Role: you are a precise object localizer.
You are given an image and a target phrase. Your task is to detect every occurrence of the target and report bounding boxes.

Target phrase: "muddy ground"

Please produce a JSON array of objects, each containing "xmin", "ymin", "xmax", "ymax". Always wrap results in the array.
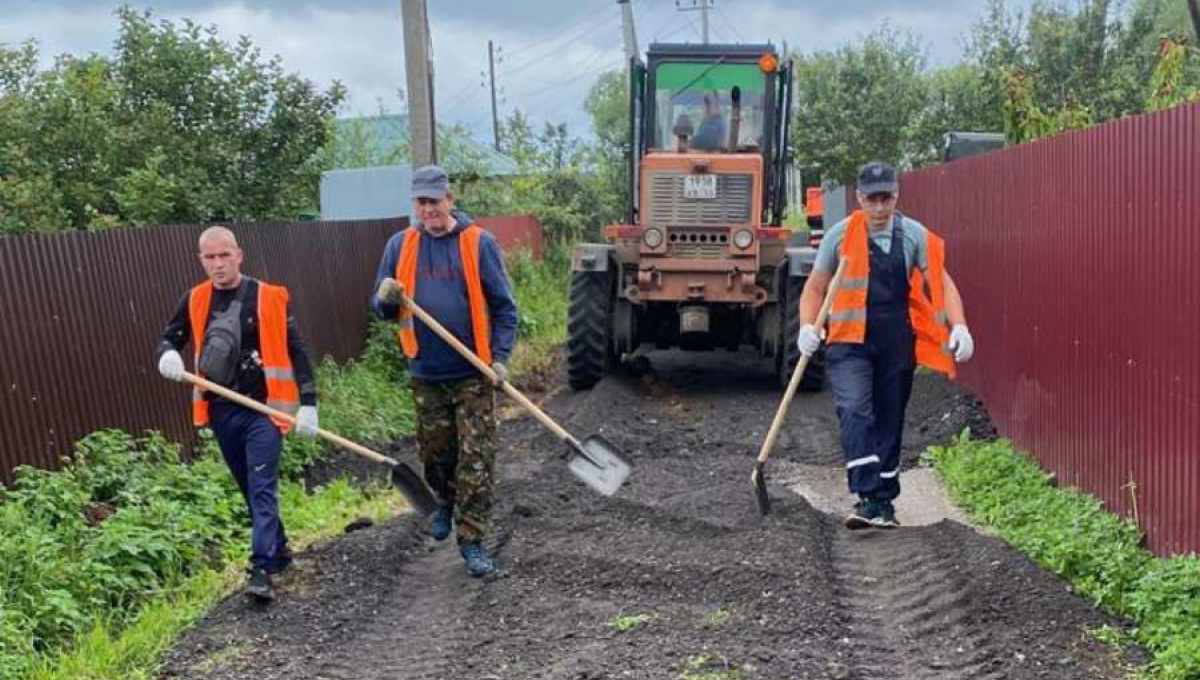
[{"xmin": 161, "ymin": 350, "xmax": 1137, "ymax": 680}]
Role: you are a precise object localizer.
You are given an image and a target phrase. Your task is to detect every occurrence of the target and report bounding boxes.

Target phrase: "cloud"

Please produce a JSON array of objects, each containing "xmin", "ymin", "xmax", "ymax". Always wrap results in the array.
[{"xmin": 0, "ymin": 0, "xmax": 1030, "ymax": 141}]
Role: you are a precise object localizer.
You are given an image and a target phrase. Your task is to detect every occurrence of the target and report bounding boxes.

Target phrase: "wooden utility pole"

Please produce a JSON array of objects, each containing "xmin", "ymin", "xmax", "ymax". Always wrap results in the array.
[
  {"xmin": 675, "ymin": 0, "xmax": 711, "ymax": 45},
  {"xmin": 401, "ymin": 0, "xmax": 437, "ymax": 166},
  {"xmin": 488, "ymin": 40, "xmax": 500, "ymax": 151},
  {"xmin": 618, "ymin": 0, "xmax": 639, "ymax": 62}
]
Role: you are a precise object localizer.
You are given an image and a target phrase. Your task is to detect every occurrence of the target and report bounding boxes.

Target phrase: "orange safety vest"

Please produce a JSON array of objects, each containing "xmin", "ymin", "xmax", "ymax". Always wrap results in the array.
[
  {"xmin": 826, "ymin": 210, "xmax": 955, "ymax": 378},
  {"xmin": 395, "ymin": 225, "xmax": 493, "ymax": 365},
  {"xmin": 188, "ymin": 279, "xmax": 300, "ymax": 432}
]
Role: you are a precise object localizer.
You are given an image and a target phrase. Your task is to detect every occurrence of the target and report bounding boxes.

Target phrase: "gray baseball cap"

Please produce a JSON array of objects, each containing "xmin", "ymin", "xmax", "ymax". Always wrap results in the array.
[
  {"xmin": 856, "ymin": 161, "xmax": 899, "ymax": 195},
  {"xmin": 412, "ymin": 165, "xmax": 450, "ymax": 200}
]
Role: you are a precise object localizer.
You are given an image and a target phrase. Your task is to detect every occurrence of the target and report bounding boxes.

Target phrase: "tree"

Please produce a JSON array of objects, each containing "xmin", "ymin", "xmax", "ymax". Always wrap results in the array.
[
  {"xmin": 0, "ymin": 8, "xmax": 345, "ymax": 233},
  {"xmin": 790, "ymin": 24, "xmax": 931, "ymax": 183}
]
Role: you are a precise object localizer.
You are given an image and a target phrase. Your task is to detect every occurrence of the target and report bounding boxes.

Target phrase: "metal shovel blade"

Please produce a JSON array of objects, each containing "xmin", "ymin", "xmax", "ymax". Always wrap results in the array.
[
  {"xmin": 751, "ymin": 463, "xmax": 771, "ymax": 515},
  {"xmin": 566, "ymin": 435, "xmax": 631, "ymax": 496},
  {"xmin": 389, "ymin": 462, "xmax": 440, "ymax": 517}
]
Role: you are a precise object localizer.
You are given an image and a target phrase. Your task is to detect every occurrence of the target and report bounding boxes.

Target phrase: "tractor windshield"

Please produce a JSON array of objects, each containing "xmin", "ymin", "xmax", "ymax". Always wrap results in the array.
[{"xmin": 651, "ymin": 61, "xmax": 768, "ymax": 152}]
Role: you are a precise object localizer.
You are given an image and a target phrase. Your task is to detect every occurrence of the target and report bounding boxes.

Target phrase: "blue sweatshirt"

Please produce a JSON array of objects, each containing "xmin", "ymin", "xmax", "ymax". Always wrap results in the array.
[{"xmin": 371, "ymin": 211, "xmax": 519, "ymax": 382}]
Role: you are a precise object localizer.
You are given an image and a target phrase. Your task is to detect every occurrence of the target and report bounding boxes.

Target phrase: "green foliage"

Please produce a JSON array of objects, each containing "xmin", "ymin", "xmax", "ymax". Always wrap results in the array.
[
  {"xmin": 929, "ymin": 433, "xmax": 1200, "ymax": 680},
  {"xmin": 507, "ymin": 246, "xmax": 570, "ymax": 348},
  {"xmin": 0, "ymin": 8, "xmax": 344, "ymax": 233},
  {"xmin": 609, "ymin": 613, "xmax": 653, "ymax": 633},
  {"xmin": 1002, "ymin": 67, "xmax": 1093, "ymax": 144},
  {"xmin": 1146, "ymin": 38, "xmax": 1200, "ymax": 112},
  {"xmin": 0, "ymin": 431, "xmax": 241, "ymax": 675},
  {"xmin": 790, "ymin": 25, "xmax": 932, "ymax": 183}
]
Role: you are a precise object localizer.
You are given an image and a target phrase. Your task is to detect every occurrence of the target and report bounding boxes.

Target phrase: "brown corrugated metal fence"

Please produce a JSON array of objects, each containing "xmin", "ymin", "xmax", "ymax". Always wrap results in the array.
[
  {"xmin": 899, "ymin": 102, "xmax": 1199, "ymax": 556},
  {"xmin": 0, "ymin": 218, "xmax": 406, "ymax": 484}
]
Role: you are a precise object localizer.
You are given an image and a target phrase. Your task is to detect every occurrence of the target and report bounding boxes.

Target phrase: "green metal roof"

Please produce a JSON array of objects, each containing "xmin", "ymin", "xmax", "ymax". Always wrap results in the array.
[{"xmin": 334, "ymin": 114, "xmax": 520, "ymax": 176}]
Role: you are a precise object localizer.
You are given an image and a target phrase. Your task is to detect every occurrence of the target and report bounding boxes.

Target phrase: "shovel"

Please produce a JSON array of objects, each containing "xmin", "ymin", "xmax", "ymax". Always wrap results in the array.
[
  {"xmin": 399, "ymin": 293, "xmax": 632, "ymax": 497},
  {"xmin": 751, "ymin": 257, "xmax": 848, "ymax": 515},
  {"xmin": 181, "ymin": 371, "xmax": 440, "ymax": 517}
]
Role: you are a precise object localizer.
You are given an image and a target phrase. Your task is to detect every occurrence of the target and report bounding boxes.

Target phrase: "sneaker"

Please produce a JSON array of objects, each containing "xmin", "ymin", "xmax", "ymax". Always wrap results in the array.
[
  {"xmin": 431, "ymin": 506, "xmax": 453, "ymax": 541},
  {"xmin": 459, "ymin": 541, "xmax": 497, "ymax": 578},
  {"xmin": 245, "ymin": 568, "xmax": 275, "ymax": 602},
  {"xmin": 845, "ymin": 498, "xmax": 884, "ymax": 530},
  {"xmin": 872, "ymin": 501, "xmax": 900, "ymax": 529}
]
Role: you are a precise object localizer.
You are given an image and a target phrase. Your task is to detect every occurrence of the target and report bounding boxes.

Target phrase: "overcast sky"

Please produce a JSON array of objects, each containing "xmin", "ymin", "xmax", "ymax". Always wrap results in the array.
[{"xmin": 1, "ymin": 0, "xmax": 1035, "ymax": 144}]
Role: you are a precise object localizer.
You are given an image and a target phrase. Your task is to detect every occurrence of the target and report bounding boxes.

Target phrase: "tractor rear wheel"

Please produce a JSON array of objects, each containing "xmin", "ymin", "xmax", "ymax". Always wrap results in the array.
[
  {"xmin": 566, "ymin": 270, "xmax": 614, "ymax": 390},
  {"xmin": 778, "ymin": 273, "xmax": 825, "ymax": 391}
]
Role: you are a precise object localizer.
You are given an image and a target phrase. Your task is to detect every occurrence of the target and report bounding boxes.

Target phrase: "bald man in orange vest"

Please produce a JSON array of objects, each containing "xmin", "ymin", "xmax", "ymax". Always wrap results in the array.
[
  {"xmin": 157, "ymin": 226, "xmax": 319, "ymax": 601},
  {"xmin": 798, "ymin": 162, "xmax": 974, "ymax": 529}
]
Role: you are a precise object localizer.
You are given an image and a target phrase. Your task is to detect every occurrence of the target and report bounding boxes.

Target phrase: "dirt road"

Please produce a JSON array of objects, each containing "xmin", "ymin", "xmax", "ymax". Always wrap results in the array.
[{"xmin": 161, "ymin": 351, "xmax": 1134, "ymax": 680}]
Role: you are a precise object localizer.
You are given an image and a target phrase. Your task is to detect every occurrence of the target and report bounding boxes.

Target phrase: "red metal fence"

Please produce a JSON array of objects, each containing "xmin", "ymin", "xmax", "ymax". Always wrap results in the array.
[
  {"xmin": 0, "ymin": 214, "xmax": 544, "ymax": 485},
  {"xmin": 899, "ymin": 102, "xmax": 1199, "ymax": 556}
]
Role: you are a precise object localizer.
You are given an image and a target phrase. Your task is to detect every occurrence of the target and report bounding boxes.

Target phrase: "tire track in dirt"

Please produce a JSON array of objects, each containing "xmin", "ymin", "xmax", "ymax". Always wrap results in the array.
[
  {"xmin": 311, "ymin": 544, "xmax": 471, "ymax": 680},
  {"xmin": 831, "ymin": 527, "xmax": 1004, "ymax": 680}
]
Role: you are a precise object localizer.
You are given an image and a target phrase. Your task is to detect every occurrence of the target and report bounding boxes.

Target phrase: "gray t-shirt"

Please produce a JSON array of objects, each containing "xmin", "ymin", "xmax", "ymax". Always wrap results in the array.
[{"xmin": 814, "ymin": 214, "xmax": 930, "ymax": 275}]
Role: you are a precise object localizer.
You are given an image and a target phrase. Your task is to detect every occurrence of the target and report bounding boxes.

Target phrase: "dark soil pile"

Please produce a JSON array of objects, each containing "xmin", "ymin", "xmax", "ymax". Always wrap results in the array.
[{"xmin": 161, "ymin": 350, "xmax": 1133, "ymax": 680}]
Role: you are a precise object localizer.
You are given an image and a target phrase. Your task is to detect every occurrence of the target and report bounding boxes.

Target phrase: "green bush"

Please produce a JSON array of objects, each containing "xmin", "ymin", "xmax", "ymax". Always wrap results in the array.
[{"xmin": 929, "ymin": 433, "xmax": 1200, "ymax": 680}]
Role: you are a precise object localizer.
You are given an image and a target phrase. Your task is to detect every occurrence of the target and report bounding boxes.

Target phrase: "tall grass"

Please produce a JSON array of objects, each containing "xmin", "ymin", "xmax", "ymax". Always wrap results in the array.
[{"xmin": 930, "ymin": 433, "xmax": 1200, "ymax": 680}]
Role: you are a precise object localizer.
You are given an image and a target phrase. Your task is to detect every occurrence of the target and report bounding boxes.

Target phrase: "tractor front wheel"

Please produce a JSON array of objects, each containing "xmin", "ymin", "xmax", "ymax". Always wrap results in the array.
[{"xmin": 566, "ymin": 270, "xmax": 614, "ymax": 390}]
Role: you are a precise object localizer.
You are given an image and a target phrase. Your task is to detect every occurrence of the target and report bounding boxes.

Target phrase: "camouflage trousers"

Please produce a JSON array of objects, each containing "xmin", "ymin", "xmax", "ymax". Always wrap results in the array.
[{"xmin": 410, "ymin": 375, "xmax": 498, "ymax": 545}]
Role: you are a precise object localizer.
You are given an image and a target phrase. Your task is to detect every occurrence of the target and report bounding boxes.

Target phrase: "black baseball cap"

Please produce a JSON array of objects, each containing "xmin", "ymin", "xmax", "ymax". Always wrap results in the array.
[{"xmin": 857, "ymin": 161, "xmax": 898, "ymax": 195}]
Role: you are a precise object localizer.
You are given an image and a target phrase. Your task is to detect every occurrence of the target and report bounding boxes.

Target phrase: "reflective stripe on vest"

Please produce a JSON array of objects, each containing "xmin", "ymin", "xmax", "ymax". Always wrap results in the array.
[
  {"xmin": 188, "ymin": 279, "xmax": 300, "ymax": 433},
  {"xmin": 395, "ymin": 225, "xmax": 493, "ymax": 365},
  {"xmin": 825, "ymin": 210, "xmax": 955, "ymax": 378}
]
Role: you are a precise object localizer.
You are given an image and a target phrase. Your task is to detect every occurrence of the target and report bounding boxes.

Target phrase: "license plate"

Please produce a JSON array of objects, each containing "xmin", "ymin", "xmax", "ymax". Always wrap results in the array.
[{"xmin": 683, "ymin": 174, "xmax": 717, "ymax": 199}]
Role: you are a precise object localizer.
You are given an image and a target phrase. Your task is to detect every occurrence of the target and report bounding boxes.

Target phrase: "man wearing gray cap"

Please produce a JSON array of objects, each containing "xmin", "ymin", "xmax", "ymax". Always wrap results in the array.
[
  {"xmin": 797, "ymin": 161, "xmax": 974, "ymax": 529},
  {"xmin": 371, "ymin": 165, "xmax": 519, "ymax": 577}
]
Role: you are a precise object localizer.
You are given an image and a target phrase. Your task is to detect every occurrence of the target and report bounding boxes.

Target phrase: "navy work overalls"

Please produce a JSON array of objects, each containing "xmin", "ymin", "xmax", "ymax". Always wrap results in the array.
[{"xmin": 825, "ymin": 216, "xmax": 917, "ymax": 501}]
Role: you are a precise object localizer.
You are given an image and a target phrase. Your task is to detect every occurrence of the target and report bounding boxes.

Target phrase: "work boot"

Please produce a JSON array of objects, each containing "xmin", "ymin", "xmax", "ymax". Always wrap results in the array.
[
  {"xmin": 872, "ymin": 501, "xmax": 900, "ymax": 529},
  {"xmin": 459, "ymin": 541, "xmax": 497, "ymax": 578},
  {"xmin": 245, "ymin": 567, "xmax": 275, "ymax": 602},
  {"xmin": 430, "ymin": 506, "xmax": 453, "ymax": 541},
  {"xmin": 845, "ymin": 498, "xmax": 884, "ymax": 530}
]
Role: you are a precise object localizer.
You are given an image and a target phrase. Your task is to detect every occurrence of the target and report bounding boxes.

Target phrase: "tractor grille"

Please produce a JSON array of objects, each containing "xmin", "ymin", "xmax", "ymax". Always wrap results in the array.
[
  {"xmin": 667, "ymin": 230, "xmax": 729, "ymax": 259},
  {"xmin": 647, "ymin": 172, "xmax": 754, "ymax": 227}
]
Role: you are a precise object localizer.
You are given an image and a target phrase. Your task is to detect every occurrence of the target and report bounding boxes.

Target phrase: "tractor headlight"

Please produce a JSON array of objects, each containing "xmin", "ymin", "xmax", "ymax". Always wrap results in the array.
[
  {"xmin": 643, "ymin": 227, "xmax": 664, "ymax": 249},
  {"xmin": 732, "ymin": 229, "xmax": 754, "ymax": 250}
]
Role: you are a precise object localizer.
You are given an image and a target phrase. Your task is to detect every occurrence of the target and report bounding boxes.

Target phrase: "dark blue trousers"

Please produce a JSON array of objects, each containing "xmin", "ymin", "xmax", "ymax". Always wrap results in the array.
[
  {"xmin": 826, "ymin": 326, "xmax": 916, "ymax": 501},
  {"xmin": 210, "ymin": 402, "xmax": 290, "ymax": 572},
  {"xmin": 826, "ymin": 220, "xmax": 917, "ymax": 502}
]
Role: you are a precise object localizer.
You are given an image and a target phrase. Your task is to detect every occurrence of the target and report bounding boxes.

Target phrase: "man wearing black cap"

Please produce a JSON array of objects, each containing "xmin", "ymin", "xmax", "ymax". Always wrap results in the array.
[
  {"xmin": 797, "ymin": 161, "xmax": 974, "ymax": 529},
  {"xmin": 370, "ymin": 165, "xmax": 519, "ymax": 576}
]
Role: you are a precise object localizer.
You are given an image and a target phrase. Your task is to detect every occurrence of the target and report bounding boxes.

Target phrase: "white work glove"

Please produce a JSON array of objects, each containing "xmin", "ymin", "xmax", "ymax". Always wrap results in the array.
[
  {"xmin": 490, "ymin": 362, "xmax": 508, "ymax": 385},
  {"xmin": 796, "ymin": 324, "xmax": 821, "ymax": 357},
  {"xmin": 157, "ymin": 350, "xmax": 186, "ymax": 382},
  {"xmin": 295, "ymin": 406, "xmax": 319, "ymax": 437},
  {"xmin": 375, "ymin": 277, "xmax": 405, "ymax": 306},
  {"xmin": 949, "ymin": 324, "xmax": 974, "ymax": 363}
]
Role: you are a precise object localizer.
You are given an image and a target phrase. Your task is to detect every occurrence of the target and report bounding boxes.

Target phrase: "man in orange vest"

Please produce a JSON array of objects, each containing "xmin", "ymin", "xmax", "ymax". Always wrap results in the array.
[
  {"xmin": 797, "ymin": 162, "xmax": 974, "ymax": 529},
  {"xmin": 371, "ymin": 165, "xmax": 519, "ymax": 578},
  {"xmin": 157, "ymin": 226, "xmax": 320, "ymax": 601}
]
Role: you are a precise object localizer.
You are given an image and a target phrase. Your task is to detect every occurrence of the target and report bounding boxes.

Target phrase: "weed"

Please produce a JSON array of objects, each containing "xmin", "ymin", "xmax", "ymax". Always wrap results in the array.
[
  {"xmin": 679, "ymin": 655, "xmax": 745, "ymax": 680},
  {"xmin": 705, "ymin": 608, "xmax": 731, "ymax": 629},
  {"xmin": 610, "ymin": 613, "xmax": 653, "ymax": 633}
]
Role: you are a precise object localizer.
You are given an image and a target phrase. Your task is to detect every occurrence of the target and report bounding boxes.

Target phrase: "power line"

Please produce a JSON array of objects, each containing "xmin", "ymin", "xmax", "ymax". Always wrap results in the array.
[
  {"xmin": 714, "ymin": 4, "xmax": 745, "ymax": 42},
  {"xmin": 499, "ymin": 6, "xmax": 621, "ymax": 80},
  {"xmin": 500, "ymin": 1, "xmax": 614, "ymax": 62}
]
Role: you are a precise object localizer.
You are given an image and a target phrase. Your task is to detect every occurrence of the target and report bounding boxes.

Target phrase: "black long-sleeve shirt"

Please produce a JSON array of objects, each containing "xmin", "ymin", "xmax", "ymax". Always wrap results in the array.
[{"xmin": 157, "ymin": 278, "xmax": 317, "ymax": 406}]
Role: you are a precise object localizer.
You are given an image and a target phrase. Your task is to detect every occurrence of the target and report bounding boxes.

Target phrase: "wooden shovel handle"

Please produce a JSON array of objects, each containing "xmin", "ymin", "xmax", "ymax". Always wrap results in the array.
[
  {"xmin": 755, "ymin": 257, "xmax": 849, "ymax": 465},
  {"xmin": 400, "ymin": 294, "xmax": 578, "ymax": 446},
  {"xmin": 182, "ymin": 371, "xmax": 399, "ymax": 466}
]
